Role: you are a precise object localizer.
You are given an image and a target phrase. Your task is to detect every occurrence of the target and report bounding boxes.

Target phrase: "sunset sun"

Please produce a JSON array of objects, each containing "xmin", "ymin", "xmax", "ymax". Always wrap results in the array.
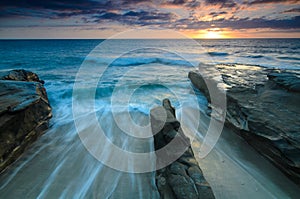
[
  {"xmin": 205, "ymin": 31, "xmax": 223, "ymax": 39},
  {"xmin": 193, "ymin": 29, "xmax": 229, "ymax": 39}
]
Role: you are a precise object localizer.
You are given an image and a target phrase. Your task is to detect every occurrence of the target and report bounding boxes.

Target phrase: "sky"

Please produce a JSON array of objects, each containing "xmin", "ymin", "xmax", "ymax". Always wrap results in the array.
[{"xmin": 0, "ymin": 0, "xmax": 299, "ymax": 39}]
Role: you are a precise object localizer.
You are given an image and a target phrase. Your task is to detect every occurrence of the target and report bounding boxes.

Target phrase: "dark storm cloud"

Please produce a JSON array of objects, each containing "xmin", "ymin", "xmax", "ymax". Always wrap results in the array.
[
  {"xmin": 248, "ymin": 0, "xmax": 299, "ymax": 5},
  {"xmin": 205, "ymin": 0, "xmax": 237, "ymax": 8}
]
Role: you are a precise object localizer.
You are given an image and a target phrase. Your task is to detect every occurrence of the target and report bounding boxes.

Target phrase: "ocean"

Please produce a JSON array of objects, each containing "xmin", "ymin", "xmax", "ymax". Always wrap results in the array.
[
  {"xmin": 0, "ymin": 39, "xmax": 299, "ymax": 117},
  {"xmin": 0, "ymin": 39, "xmax": 299, "ymax": 198}
]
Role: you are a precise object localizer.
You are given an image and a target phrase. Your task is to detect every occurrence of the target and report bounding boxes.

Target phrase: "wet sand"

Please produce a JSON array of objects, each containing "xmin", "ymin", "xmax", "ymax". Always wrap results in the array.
[{"xmin": 186, "ymin": 111, "xmax": 300, "ymax": 199}]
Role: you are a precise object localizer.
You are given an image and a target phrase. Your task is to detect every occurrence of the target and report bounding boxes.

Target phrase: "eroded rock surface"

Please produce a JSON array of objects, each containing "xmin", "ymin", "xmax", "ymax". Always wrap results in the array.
[
  {"xmin": 0, "ymin": 69, "xmax": 52, "ymax": 172},
  {"xmin": 188, "ymin": 65, "xmax": 300, "ymax": 185},
  {"xmin": 150, "ymin": 99, "xmax": 215, "ymax": 199}
]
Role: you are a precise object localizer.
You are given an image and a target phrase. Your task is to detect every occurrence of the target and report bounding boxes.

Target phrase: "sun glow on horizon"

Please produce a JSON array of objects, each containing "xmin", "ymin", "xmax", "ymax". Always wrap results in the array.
[
  {"xmin": 191, "ymin": 28, "xmax": 230, "ymax": 39},
  {"xmin": 205, "ymin": 31, "xmax": 223, "ymax": 39}
]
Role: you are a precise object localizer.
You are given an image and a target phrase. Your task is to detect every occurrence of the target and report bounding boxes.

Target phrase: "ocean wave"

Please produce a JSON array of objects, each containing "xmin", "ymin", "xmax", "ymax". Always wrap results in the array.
[
  {"xmin": 111, "ymin": 57, "xmax": 193, "ymax": 67},
  {"xmin": 85, "ymin": 57, "xmax": 194, "ymax": 67},
  {"xmin": 246, "ymin": 55, "xmax": 264, "ymax": 59},
  {"xmin": 277, "ymin": 56, "xmax": 300, "ymax": 61},
  {"xmin": 207, "ymin": 52, "xmax": 229, "ymax": 56}
]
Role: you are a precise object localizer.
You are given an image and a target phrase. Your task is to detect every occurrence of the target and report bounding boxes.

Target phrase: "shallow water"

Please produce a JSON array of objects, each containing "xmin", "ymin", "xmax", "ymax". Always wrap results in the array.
[{"xmin": 0, "ymin": 110, "xmax": 160, "ymax": 198}]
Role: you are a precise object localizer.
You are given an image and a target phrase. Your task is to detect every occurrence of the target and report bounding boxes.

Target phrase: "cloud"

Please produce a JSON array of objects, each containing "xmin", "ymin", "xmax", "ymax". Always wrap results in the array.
[
  {"xmin": 122, "ymin": 0, "xmax": 149, "ymax": 4},
  {"xmin": 209, "ymin": 11, "xmax": 228, "ymax": 17},
  {"xmin": 248, "ymin": 0, "xmax": 299, "ymax": 5},
  {"xmin": 0, "ymin": 0, "xmax": 104, "ymax": 11},
  {"xmin": 205, "ymin": 0, "xmax": 237, "ymax": 8},
  {"xmin": 0, "ymin": 0, "xmax": 299, "ymax": 34},
  {"xmin": 170, "ymin": 15, "xmax": 300, "ymax": 30},
  {"xmin": 224, "ymin": 16, "xmax": 300, "ymax": 29},
  {"xmin": 0, "ymin": 0, "xmax": 112, "ymax": 18},
  {"xmin": 92, "ymin": 10, "xmax": 176, "ymax": 26},
  {"xmin": 282, "ymin": 8, "xmax": 300, "ymax": 13},
  {"xmin": 168, "ymin": 0, "xmax": 186, "ymax": 5},
  {"xmin": 0, "ymin": 0, "xmax": 158, "ymax": 19},
  {"xmin": 214, "ymin": 15, "xmax": 300, "ymax": 29}
]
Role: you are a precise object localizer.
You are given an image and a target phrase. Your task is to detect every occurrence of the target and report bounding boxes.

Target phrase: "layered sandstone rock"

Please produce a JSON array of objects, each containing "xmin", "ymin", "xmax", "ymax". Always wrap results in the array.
[{"xmin": 188, "ymin": 65, "xmax": 300, "ymax": 185}]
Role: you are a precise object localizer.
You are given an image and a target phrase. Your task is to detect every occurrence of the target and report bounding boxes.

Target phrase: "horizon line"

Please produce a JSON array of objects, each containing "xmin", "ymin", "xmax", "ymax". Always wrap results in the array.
[{"xmin": 0, "ymin": 37, "xmax": 300, "ymax": 40}]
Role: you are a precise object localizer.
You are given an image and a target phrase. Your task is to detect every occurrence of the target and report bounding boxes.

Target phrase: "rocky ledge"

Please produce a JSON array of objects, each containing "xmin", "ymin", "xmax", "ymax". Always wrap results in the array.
[
  {"xmin": 150, "ymin": 99, "xmax": 215, "ymax": 199},
  {"xmin": 0, "ymin": 69, "xmax": 52, "ymax": 172},
  {"xmin": 188, "ymin": 64, "xmax": 300, "ymax": 185}
]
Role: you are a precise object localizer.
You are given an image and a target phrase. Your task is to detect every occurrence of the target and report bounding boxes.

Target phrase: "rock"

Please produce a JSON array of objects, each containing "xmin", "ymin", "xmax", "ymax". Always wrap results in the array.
[
  {"xmin": 267, "ymin": 71, "xmax": 300, "ymax": 92},
  {"xmin": 188, "ymin": 65, "xmax": 300, "ymax": 185},
  {"xmin": 0, "ymin": 69, "xmax": 45, "ymax": 84},
  {"xmin": 188, "ymin": 70, "xmax": 226, "ymax": 109},
  {"xmin": 150, "ymin": 99, "xmax": 215, "ymax": 199},
  {"xmin": 188, "ymin": 71, "xmax": 210, "ymax": 101},
  {"xmin": 0, "ymin": 69, "xmax": 52, "ymax": 172},
  {"xmin": 168, "ymin": 174, "xmax": 198, "ymax": 199}
]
